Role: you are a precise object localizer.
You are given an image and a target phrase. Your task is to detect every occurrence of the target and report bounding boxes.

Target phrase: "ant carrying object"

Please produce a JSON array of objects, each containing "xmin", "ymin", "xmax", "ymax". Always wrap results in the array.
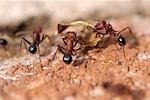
[
  {"xmin": 57, "ymin": 31, "xmax": 80, "ymax": 64},
  {"xmin": 57, "ymin": 21, "xmax": 103, "ymax": 47},
  {"xmin": 21, "ymin": 26, "xmax": 49, "ymax": 67},
  {"xmin": 94, "ymin": 20, "xmax": 132, "ymax": 47},
  {"xmin": 93, "ymin": 20, "xmax": 133, "ymax": 59}
]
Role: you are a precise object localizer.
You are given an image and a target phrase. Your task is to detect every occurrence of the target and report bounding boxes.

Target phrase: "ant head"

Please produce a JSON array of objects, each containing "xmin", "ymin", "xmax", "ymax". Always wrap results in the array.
[
  {"xmin": 117, "ymin": 35, "xmax": 126, "ymax": 46},
  {"xmin": 33, "ymin": 26, "xmax": 42, "ymax": 34},
  {"xmin": 29, "ymin": 43, "xmax": 37, "ymax": 54},
  {"xmin": 65, "ymin": 31, "xmax": 76, "ymax": 39},
  {"xmin": 0, "ymin": 38, "xmax": 7, "ymax": 46},
  {"xmin": 63, "ymin": 54, "xmax": 72, "ymax": 64},
  {"xmin": 94, "ymin": 20, "xmax": 107, "ymax": 31}
]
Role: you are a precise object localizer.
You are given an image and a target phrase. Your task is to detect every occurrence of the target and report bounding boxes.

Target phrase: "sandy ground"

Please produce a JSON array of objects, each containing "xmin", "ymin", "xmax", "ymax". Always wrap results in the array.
[{"xmin": 0, "ymin": 18, "xmax": 150, "ymax": 100}]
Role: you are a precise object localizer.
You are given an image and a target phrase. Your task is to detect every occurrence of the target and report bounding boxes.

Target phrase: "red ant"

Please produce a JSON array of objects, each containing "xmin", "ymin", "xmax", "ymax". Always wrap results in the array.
[
  {"xmin": 57, "ymin": 31, "xmax": 80, "ymax": 64},
  {"xmin": 93, "ymin": 20, "xmax": 133, "ymax": 58},
  {"xmin": 21, "ymin": 26, "xmax": 49, "ymax": 67}
]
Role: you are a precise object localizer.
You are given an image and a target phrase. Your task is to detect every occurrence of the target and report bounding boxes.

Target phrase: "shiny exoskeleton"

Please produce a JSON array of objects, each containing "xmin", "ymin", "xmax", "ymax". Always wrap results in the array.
[
  {"xmin": 22, "ymin": 26, "xmax": 46, "ymax": 54},
  {"xmin": 94, "ymin": 20, "xmax": 132, "ymax": 47},
  {"xmin": 0, "ymin": 38, "xmax": 8, "ymax": 56},
  {"xmin": 0, "ymin": 38, "xmax": 7, "ymax": 46},
  {"xmin": 57, "ymin": 31, "xmax": 80, "ymax": 64}
]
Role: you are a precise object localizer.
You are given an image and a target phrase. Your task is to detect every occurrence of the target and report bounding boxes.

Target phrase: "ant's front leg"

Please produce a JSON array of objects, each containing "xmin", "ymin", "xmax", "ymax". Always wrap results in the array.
[
  {"xmin": 72, "ymin": 36, "xmax": 84, "ymax": 54},
  {"xmin": 22, "ymin": 37, "xmax": 31, "ymax": 45},
  {"xmin": 73, "ymin": 36, "xmax": 82, "ymax": 47},
  {"xmin": 40, "ymin": 34, "xmax": 50, "ymax": 43},
  {"xmin": 63, "ymin": 38, "xmax": 67, "ymax": 45},
  {"xmin": 96, "ymin": 31, "xmax": 107, "ymax": 38},
  {"xmin": 73, "ymin": 39, "xmax": 78, "ymax": 47},
  {"xmin": 117, "ymin": 27, "xmax": 132, "ymax": 36}
]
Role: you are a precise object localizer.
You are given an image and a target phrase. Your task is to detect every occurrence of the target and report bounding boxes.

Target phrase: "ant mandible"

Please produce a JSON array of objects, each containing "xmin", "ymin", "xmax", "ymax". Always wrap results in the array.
[
  {"xmin": 22, "ymin": 26, "xmax": 48, "ymax": 67},
  {"xmin": 57, "ymin": 31, "xmax": 80, "ymax": 64},
  {"xmin": 94, "ymin": 20, "xmax": 133, "ymax": 58}
]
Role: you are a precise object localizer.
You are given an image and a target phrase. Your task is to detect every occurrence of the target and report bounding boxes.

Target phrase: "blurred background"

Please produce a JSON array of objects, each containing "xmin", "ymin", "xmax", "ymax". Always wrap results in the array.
[{"xmin": 0, "ymin": 0, "xmax": 150, "ymax": 36}]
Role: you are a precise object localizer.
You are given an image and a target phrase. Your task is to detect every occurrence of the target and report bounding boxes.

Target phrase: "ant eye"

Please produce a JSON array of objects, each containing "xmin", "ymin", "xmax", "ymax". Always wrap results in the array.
[
  {"xmin": 0, "ymin": 39, "xmax": 7, "ymax": 46},
  {"xmin": 118, "ymin": 36, "xmax": 126, "ymax": 46},
  {"xmin": 63, "ymin": 54, "xmax": 72, "ymax": 64},
  {"xmin": 29, "ymin": 43, "xmax": 37, "ymax": 54}
]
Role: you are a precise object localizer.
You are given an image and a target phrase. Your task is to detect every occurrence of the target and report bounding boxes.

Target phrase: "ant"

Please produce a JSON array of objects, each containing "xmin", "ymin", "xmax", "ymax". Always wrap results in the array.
[
  {"xmin": 0, "ymin": 38, "xmax": 8, "ymax": 55},
  {"xmin": 57, "ymin": 31, "xmax": 80, "ymax": 64},
  {"xmin": 21, "ymin": 26, "xmax": 49, "ymax": 67},
  {"xmin": 93, "ymin": 20, "xmax": 133, "ymax": 59},
  {"xmin": 0, "ymin": 38, "xmax": 7, "ymax": 48},
  {"xmin": 57, "ymin": 21, "xmax": 103, "ymax": 47}
]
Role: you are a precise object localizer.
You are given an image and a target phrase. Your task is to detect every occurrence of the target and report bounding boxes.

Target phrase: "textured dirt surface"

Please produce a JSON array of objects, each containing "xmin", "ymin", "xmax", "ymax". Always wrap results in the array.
[{"xmin": 0, "ymin": 18, "xmax": 150, "ymax": 100}]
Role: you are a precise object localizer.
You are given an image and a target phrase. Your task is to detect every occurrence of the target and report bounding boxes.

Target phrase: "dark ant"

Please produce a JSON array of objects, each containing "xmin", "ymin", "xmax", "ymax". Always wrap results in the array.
[
  {"xmin": 0, "ymin": 38, "xmax": 8, "ymax": 55},
  {"xmin": 94, "ymin": 20, "xmax": 133, "ymax": 59},
  {"xmin": 21, "ymin": 26, "xmax": 49, "ymax": 67},
  {"xmin": 57, "ymin": 31, "xmax": 80, "ymax": 64},
  {"xmin": 0, "ymin": 38, "xmax": 7, "ymax": 47}
]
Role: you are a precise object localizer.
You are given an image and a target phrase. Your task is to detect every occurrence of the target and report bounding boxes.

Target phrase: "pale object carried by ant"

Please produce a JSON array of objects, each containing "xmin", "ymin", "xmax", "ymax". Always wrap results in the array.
[
  {"xmin": 21, "ymin": 26, "xmax": 50, "ymax": 67},
  {"xmin": 57, "ymin": 31, "xmax": 81, "ymax": 64}
]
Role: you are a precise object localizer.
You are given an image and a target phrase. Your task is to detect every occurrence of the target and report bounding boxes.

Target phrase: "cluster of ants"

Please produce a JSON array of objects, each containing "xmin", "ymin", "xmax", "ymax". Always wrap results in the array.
[{"xmin": 0, "ymin": 20, "xmax": 134, "ymax": 67}]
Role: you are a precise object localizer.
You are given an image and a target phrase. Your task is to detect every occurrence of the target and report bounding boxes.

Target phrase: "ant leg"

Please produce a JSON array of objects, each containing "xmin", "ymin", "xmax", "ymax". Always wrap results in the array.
[
  {"xmin": 73, "ymin": 39, "xmax": 79, "ymax": 47},
  {"xmin": 23, "ymin": 40, "xmax": 28, "ymax": 52},
  {"xmin": 41, "ymin": 34, "xmax": 46, "ymax": 42},
  {"xmin": 73, "ymin": 47, "xmax": 82, "ymax": 51},
  {"xmin": 37, "ymin": 45, "xmax": 43, "ymax": 68},
  {"xmin": 46, "ymin": 49, "xmax": 58, "ymax": 66},
  {"xmin": 95, "ymin": 31, "xmax": 108, "ymax": 38},
  {"xmin": 122, "ymin": 46, "xmax": 131, "ymax": 71},
  {"xmin": 57, "ymin": 45, "xmax": 66, "ymax": 55},
  {"xmin": 117, "ymin": 27, "xmax": 132, "ymax": 36},
  {"xmin": 122, "ymin": 46, "xmax": 127, "ymax": 61},
  {"xmin": 63, "ymin": 38, "xmax": 67, "ymax": 45},
  {"xmin": 22, "ymin": 38, "xmax": 29, "ymax": 53},
  {"xmin": 19, "ymin": 39, "xmax": 22, "ymax": 57},
  {"xmin": 3, "ymin": 45, "xmax": 8, "ymax": 57},
  {"xmin": 72, "ymin": 47, "xmax": 83, "ymax": 56},
  {"xmin": 73, "ymin": 36, "xmax": 83, "ymax": 47},
  {"xmin": 22, "ymin": 37, "xmax": 31, "ymax": 45},
  {"xmin": 41, "ymin": 34, "xmax": 50, "ymax": 43}
]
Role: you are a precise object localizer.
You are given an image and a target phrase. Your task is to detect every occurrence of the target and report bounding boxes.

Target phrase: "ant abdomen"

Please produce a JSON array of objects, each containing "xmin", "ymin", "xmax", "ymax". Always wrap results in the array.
[
  {"xmin": 0, "ymin": 38, "xmax": 7, "ymax": 46},
  {"xmin": 29, "ymin": 43, "xmax": 37, "ymax": 54},
  {"xmin": 117, "ymin": 35, "xmax": 126, "ymax": 46},
  {"xmin": 63, "ymin": 54, "xmax": 72, "ymax": 64}
]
